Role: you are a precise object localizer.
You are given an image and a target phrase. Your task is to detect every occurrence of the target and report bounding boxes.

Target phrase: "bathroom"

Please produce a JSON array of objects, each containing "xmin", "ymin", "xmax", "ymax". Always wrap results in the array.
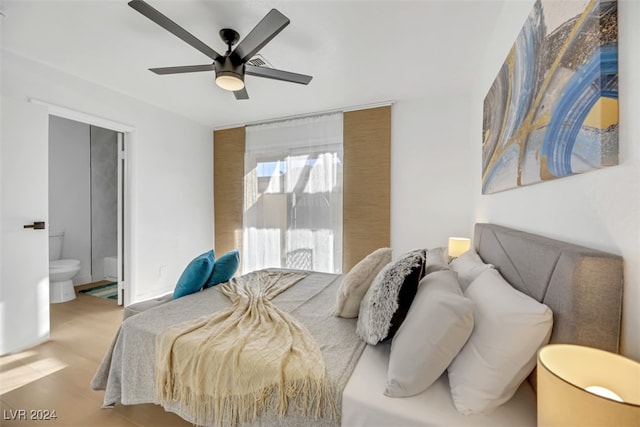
[{"xmin": 49, "ymin": 116, "xmax": 120, "ymax": 303}]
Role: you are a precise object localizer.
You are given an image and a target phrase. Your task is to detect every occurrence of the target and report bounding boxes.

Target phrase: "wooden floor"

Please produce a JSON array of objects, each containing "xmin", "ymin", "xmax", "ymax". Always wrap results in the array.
[{"xmin": 0, "ymin": 282, "xmax": 191, "ymax": 427}]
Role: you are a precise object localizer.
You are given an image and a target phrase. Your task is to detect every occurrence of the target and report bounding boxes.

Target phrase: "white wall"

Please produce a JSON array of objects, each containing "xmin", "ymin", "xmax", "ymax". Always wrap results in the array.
[
  {"xmin": 391, "ymin": 96, "xmax": 475, "ymax": 255},
  {"xmin": 1, "ymin": 51, "xmax": 214, "ymax": 306},
  {"xmin": 471, "ymin": 0, "xmax": 639, "ymax": 361},
  {"xmin": 49, "ymin": 116, "xmax": 92, "ymax": 284}
]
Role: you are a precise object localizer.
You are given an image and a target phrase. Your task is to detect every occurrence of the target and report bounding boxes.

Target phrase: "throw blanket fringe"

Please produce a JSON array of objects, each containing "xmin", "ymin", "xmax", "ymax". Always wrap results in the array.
[
  {"xmin": 158, "ymin": 374, "xmax": 337, "ymax": 426},
  {"xmin": 156, "ymin": 270, "xmax": 336, "ymax": 427}
]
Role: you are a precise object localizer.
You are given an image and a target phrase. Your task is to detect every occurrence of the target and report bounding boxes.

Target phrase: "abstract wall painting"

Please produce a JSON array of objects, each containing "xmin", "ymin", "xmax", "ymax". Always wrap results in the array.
[{"xmin": 482, "ymin": 0, "xmax": 618, "ymax": 194}]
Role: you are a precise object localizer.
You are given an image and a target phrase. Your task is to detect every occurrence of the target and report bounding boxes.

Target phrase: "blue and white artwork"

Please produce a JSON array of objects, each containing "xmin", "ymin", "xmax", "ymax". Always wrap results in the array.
[{"xmin": 482, "ymin": 0, "xmax": 618, "ymax": 194}]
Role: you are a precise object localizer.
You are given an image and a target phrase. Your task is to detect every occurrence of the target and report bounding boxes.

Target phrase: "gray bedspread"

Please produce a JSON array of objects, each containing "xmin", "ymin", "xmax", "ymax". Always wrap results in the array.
[{"xmin": 91, "ymin": 269, "xmax": 366, "ymax": 426}]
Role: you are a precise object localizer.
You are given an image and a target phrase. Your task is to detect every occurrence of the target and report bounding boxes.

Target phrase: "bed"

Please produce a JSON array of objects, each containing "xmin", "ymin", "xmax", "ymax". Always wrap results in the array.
[
  {"xmin": 91, "ymin": 223, "xmax": 624, "ymax": 426},
  {"xmin": 342, "ymin": 223, "xmax": 623, "ymax": 426}
]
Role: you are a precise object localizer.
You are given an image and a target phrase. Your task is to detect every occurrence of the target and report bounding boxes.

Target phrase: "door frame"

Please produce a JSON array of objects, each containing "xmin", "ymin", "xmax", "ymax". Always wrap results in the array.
[{"xmin": 32, "ymin": 98, "xmax": 134, "ymax": 306}]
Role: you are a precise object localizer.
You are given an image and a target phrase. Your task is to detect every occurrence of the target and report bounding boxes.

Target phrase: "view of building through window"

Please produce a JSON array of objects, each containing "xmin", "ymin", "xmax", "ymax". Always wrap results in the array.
[{"xmin": 243, "ymin": 113, "xmax": 343, "ymax": 274}]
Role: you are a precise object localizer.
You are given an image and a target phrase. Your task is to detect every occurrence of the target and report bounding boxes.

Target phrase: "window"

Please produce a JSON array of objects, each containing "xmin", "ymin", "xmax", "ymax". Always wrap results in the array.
[{"xmin": 243, "ymin": 113, "xmax": 343, "ymax": 273}]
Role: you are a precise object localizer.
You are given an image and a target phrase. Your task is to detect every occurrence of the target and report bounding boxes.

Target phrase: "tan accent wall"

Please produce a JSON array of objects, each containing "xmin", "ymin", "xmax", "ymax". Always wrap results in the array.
[
  {"xmin": 343, "ymin": 106, "xmax": 391, "ymax": 271},
  {"xmin": 213, "ymin": 127, "xmax": 245, "ymax": 260}
]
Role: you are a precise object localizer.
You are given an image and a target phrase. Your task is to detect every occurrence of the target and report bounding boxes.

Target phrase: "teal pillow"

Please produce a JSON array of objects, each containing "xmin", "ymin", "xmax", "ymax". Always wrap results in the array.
[
  {"xmin": 172, "ymin": 250, "xmax": 215, "ymax": 299},
  {"xmin": 204, "ymin": 249, "xmax": 240, "ymax": 288}
]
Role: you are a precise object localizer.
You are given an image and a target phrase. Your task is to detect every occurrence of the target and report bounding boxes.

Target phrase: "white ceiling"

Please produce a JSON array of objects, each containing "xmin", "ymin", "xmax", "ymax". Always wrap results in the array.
[{"xmin": 1, "ymin": 0, "xmax": 509, "ymax": 128}]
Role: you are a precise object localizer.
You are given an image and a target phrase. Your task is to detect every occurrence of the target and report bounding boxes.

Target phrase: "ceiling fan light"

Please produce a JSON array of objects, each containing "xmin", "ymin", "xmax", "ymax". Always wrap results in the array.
[{"xmin": 216, "ymin": 72, "xmax": 244, "ymax": 91}]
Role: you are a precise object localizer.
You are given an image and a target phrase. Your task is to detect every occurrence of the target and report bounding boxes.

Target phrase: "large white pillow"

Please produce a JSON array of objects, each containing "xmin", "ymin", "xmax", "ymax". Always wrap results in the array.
[
  {"xmin": 385, "ymin": 270, "xmax": 474, "ymax": 397},
  {"xmin": 334, "ymin": 247, "xmax": 392, "ymax": 318},
  {"xmin": 449, "ymin": 248, "xmax": 493, "ymax": 290},
  {"xmin": 447, "ymin": 268, "xmax": 553, "ymax": 415}
]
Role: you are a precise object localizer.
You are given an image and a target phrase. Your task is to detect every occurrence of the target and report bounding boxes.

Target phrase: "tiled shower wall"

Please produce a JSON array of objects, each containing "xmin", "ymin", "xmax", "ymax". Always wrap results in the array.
[{"xmin": 90, "ymin": 126, "xmax": 118, "ymax": 281}]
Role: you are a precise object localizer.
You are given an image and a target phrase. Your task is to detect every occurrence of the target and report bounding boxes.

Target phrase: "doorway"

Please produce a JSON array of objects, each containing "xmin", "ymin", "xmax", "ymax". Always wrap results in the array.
[{"xmin": 48, "ymin": 114, "xmax": 129, "ymax": 306}]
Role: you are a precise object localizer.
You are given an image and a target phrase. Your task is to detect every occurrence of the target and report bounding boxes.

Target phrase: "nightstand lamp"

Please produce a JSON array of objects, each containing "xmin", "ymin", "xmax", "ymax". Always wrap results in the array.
[
  {"xmin": 537, "ymin": 344, "xmax": 640, "ymax": 427},
  {"xmin": 448, "ymin": 237, "xmax": 471, "ymax": 258}
]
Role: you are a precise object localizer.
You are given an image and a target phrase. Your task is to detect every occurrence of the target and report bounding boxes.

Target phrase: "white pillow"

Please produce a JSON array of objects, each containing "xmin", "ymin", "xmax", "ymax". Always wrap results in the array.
[
  {"xmin": 334, "ymin": 248, "xmax": 392, "ymax": 318},
  {"xmin": 424, "ymin": 247, "xmax": 450, "ymax": 275},
  {"xmin": 385, "ymin": 270, "xmax": 474, "ymax": 397},
  {"xmin": 447, "ymin": 268, "xmax": 553, "ymax": 415},
  {"xmin": 449, "ymin": 249, "xmax": 493, "ymax": 290}
]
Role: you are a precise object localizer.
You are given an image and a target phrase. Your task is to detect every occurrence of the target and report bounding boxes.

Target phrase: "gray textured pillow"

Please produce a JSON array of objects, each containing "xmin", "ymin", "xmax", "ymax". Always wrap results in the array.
[
  {"xmin": 425, "ymin": 247, "xmax": 450, "ymax": 275},
  {"xmin": 334, "ymin": 247, "xmax": 393, "ymax": 318},
  {"xmin": 356, "ymin": 249, "xmax": 426, "ymax": 344},
  {"xmin": 385, "ymin": 270, "xmax": 474, "ymax": 397}
]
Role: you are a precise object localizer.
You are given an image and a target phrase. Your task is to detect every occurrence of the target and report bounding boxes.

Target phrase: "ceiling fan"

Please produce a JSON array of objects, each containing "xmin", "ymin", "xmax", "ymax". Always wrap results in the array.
[{"xmin": 128, "ymin": 0, "xmax": 313, "ymax": 100}]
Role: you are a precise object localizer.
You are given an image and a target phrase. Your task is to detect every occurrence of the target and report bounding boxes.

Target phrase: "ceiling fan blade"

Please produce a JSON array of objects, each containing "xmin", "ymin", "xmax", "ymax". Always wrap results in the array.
[
  {"xmin": 234, "ymin": 87, "xmax": 249, "ymax": 100},
  {"xmin": 232, "ymin": 9, "xmax": 289, "ymax": 63},
  {"xmin": 149, "ymin": 64, "xmax": 215, "ymax": 75},
  {"xmin": 128, "ymin": 0, "xmax": 222, "ymax": 61},
  {"xmin": 245, "ymin": 64, "xmax": 312, "ymax": 85}
]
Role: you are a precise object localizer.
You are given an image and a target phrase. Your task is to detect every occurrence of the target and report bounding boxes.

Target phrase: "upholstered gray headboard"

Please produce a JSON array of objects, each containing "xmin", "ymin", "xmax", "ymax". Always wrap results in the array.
[{"xmin": 474, "ymin": 223, "xmax": 623, "ymax": 353}]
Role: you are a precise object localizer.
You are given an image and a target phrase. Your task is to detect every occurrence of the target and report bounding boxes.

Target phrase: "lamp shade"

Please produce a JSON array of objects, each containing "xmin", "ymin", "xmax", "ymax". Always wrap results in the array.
[
  {"xmin": 216, "ymin": 73, "xmax": 244, "ymax": 91},
  {"xmin": 448, "ymin": 237, "xmax": 471, "ymax": 257},
  {"xmin": 537, "ymin": 344, "xmax": 640, "ymax": 427}
]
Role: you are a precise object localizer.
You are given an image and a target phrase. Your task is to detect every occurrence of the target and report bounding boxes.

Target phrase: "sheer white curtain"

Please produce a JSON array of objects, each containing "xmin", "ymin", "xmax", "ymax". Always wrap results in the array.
[{"xmin": 243, "ymin": 113, "xmax": 343, "ymax": 274}]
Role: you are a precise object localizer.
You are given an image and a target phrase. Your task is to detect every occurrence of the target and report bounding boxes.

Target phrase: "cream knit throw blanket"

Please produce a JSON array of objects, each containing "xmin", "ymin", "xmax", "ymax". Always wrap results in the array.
[{"xmin": 155, "ymin": 270, "xmax": 336, "ymax": 427}]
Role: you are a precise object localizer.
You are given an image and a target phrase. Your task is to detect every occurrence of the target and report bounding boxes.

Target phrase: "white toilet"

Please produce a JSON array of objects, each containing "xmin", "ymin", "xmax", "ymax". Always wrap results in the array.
[{"xmin": 49, "ymin": 231, "xmax": 81, "ymax": 303}]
